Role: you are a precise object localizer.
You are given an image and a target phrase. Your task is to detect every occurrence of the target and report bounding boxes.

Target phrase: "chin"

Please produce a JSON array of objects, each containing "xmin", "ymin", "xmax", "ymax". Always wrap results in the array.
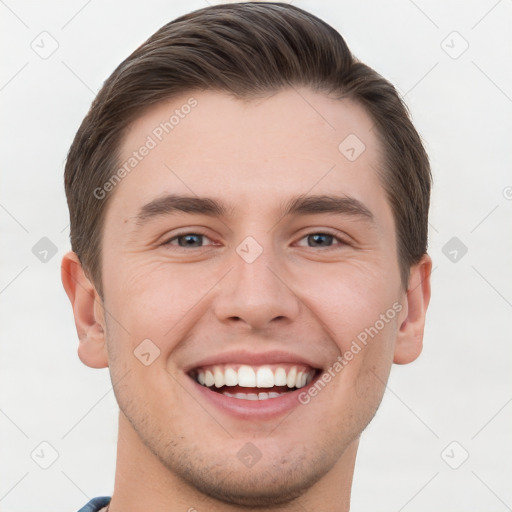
[{"xmin": 173, "ymin": 463, "xmax": 318, "ymax": 508}]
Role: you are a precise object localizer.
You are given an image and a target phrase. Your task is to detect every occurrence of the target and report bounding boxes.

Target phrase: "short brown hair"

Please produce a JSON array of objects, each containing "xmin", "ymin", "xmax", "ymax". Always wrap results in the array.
[{"xmin": 64, "ymin": 1, "xmax": 431, "ymax": 298}]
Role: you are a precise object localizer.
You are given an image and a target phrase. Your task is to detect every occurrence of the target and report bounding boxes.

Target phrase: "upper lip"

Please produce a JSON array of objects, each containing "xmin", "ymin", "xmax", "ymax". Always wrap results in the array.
[{"xmin": 184, "ymin": 350, "xmax": 323, "ymax": 372}]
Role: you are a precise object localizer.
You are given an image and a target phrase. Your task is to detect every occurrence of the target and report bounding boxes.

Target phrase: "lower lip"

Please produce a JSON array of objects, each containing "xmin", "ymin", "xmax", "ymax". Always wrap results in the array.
[{"xmin": 189, "ymin": 374, "xmax": 320, "ymax": 420}]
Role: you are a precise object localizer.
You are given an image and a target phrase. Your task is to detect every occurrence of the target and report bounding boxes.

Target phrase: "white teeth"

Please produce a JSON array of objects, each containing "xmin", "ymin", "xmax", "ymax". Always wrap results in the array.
[
  {"xmin": 224, "ymin": 367, "xmax": 238, "ymax": 386},
  {"xmin": 194, "ymin": 364, "xmax": 316, "ymax": 390},
  {"xmin": 274, "ymin": 367, "xmax": 287, "ymax": 386},
  {"xmin": 238, "ymin": 365, "xmax": 256, "ymax": 387},
  {"xmin": 286, "ymin": 367, "xmax": 297, "ymax": 388},
  {"xmin": 256, "ymin": 366, "xmax": 274, "ymax": 388},
  {"xmin": 214, "ymin": 366, "xmax": 224, "ymax": 388},
  {"xmin": 222, "ymin": 390, "xmax": 289, "ymax": 400},
  {"xmin": 204, "ymin": 370, "xmax": 215, "ymax": 387}
]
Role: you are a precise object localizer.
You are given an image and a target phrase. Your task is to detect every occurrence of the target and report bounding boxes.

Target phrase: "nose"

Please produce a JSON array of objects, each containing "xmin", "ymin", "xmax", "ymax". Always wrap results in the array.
[{"xmin": 212, "ymin": 239, "xmax": 301, "ymax": 331}]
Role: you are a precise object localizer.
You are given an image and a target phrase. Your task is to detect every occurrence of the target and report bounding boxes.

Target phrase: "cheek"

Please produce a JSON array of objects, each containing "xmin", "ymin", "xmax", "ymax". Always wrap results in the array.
[
  {"xmin": 296, "ymin": 261, "xmax": 400, "ymax": 411},
  {"xmin": 296, "ymin": 260, "xmax": 400, "ymax": 351},
  {"xmin": 104, "ymin": 256, "xmax": 220, "ymax": 341},
  {"xmin": 102, "ymin": 233, "xmax": 222, "ymax": 360}
]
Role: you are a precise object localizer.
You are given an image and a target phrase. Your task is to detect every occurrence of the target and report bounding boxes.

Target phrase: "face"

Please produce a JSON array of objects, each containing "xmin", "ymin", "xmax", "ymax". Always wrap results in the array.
[{"xmin": 84, "ymin": 88, "xmax": 421, "ymax": 505}]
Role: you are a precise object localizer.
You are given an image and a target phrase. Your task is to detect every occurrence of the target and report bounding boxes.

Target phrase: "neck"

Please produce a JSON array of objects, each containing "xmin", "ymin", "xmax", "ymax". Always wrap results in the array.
[{"xmin": 108, "ymin": 411, "xmax": 358, "ymax": 512}]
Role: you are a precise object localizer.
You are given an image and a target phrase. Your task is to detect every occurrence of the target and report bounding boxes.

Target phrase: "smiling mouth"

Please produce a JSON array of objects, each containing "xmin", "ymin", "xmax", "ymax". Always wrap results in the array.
[{"xmin": 188, "ymin": 363, "xmax": 320, "ymax": 400}]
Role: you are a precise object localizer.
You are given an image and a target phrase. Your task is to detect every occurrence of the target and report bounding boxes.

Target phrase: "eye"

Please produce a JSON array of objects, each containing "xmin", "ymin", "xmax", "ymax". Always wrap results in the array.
[
  {"xmin": 163, "ymin": 232, "xmax": 214, "ymax": 248},
  {"xmin": 295, "ymin": 232, "xmax": 348, "ymax": 249},
  {"xmin": 161, "ymin": 230, "xmax": 349, "ymax": 250}
]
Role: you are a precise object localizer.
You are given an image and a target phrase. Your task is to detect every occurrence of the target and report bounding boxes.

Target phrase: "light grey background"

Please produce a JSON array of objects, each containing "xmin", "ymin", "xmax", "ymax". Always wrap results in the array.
[{"xmin": 1, "ymin": 1, "xmax": 511, "ymax": 511}]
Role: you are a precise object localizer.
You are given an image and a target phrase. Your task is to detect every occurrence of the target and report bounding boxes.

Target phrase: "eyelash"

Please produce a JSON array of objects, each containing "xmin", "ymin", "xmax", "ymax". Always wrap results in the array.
[{"xmin": 162, "ymin": 230, "xmax": 349, "ymax": 250}]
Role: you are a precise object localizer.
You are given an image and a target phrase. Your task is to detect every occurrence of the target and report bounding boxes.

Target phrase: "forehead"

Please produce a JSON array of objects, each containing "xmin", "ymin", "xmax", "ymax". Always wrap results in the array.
[{"xmin": 107, "ymin": 88, "xmax": 389, "ymax": 225}]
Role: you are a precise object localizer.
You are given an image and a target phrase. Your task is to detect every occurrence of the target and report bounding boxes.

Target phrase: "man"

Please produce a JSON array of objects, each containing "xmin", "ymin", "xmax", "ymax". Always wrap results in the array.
[{"xmin": 61, "ymin": 2, "xmax": 432, "ymax": 511}]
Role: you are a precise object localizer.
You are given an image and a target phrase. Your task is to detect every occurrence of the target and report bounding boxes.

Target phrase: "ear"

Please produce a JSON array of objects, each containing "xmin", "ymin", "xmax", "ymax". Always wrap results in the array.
[
  {"xmin": 394, "ymin": 253, "xmax": 432, "ymax": 364},
  {"xmin": 61, "ymin": 251, "xmax": 109, "ymax": 368}
]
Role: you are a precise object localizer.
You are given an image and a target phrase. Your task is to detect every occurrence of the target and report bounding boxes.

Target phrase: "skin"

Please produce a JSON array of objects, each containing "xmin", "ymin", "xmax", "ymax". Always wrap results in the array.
[{"xmin": 62, "ymin": 88, "xmax": 431, "ymax": 511}]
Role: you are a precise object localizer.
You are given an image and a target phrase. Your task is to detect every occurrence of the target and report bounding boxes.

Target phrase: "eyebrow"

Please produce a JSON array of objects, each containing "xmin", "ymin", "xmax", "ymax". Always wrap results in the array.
[{"xmin": 133, "ymin": 193, "xmax": 375, "ymax": 227}]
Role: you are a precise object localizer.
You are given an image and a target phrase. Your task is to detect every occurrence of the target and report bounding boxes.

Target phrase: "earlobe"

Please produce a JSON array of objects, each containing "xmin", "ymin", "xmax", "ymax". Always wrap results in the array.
[
  {"xmin": 61, "ymin": 251, "xmax": 109, "ymax": 369},
  {"xmin": 394, "ymin": 254, "xmax": 432, "ymax": 365}
]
